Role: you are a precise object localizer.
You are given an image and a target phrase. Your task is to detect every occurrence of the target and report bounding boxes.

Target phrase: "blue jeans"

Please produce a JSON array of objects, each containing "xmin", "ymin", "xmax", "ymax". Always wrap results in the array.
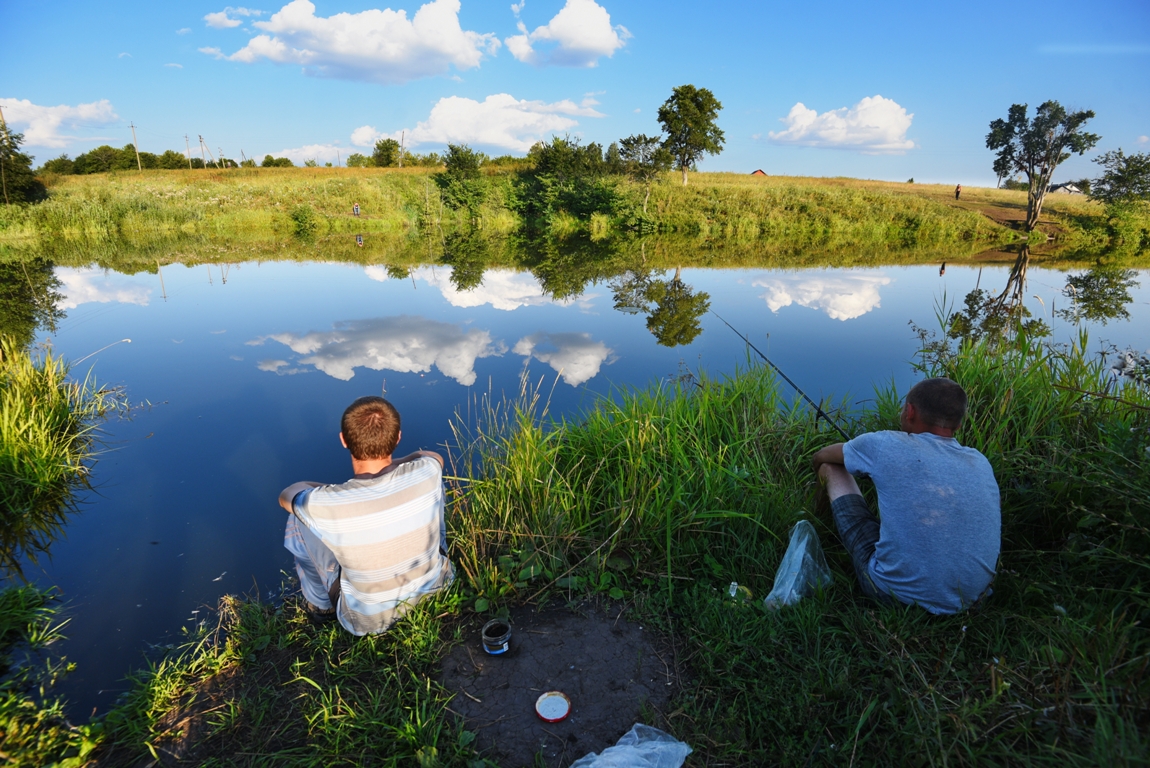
[
  {"xmin": 830, "ymin": 494, "xmax": 894, "ymax": 605},
  {"xmin": 284, "ymin": 516, "xmax": 339, "ymax": 610}
]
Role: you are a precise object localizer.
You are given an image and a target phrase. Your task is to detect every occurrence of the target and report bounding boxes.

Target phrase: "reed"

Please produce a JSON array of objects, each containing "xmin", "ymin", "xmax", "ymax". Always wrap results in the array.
[{"xmin": 0, "ymin": 340, "xmax": 124, "ymax": 575}]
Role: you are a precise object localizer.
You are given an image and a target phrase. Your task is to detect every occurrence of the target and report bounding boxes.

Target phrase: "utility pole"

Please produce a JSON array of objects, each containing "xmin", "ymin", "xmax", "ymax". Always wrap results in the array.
[
  {"xmin": 240, "ymin": 149, "xmax": 246, "ymax": 165},
  {"xmin": 218, "ymin": 147, "xmax": 225, "ymax": 169},
  {"xmin": 336, "ymin": 150, "xmax": 341, "ymax": 167},
  {"xmin": 185, "ymin": 135, "xmax": 193, "ymax": 169},
  {"xmin": 0, "ymin": 105, "xmax": 11, "ymax": 205},
  {"xmin": 130, "ymin": 122, "xmax": 143, "ymax": 171},
  {"xmin": 198, "ymin": 135, "xmax": 207, "ymax": 169},
  {"xmin": 399, "ymin": 130, "xmax": 404, "ymax": 168}
]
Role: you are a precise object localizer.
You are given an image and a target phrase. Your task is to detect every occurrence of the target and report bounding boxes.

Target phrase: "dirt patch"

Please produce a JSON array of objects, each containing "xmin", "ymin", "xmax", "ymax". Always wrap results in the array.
[{"xmin": 439, "ymin": 601, "xmax": 679, "ymax": 768}]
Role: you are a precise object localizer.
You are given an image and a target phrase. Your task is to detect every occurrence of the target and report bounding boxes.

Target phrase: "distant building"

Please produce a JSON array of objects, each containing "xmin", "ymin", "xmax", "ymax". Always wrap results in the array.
[
  {"xmin": 751, "ymin": 169, "xmax": 767, "ymax": 176},
  {"xmin": 1048, "ymin": 182, "xmax": 1083, "ymax": 195}
]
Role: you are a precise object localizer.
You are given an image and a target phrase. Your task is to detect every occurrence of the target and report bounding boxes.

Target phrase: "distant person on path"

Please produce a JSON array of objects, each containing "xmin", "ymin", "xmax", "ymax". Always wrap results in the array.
[
  {"xmin": 353, "ymin": 202, "xmax": 360, "ymax": 217},
  {"xmin": 955, "ymin": 184, "xmax": 962, "ymax": 200},
  {"xmin": 356, "ymin": 234, "xmax": 364, "ymax": 247},
  {"xmin": 278, "ymin": 396, "xmax": 453, "ymax": 634},
  {"xmin": 810, "ymin": 378, "xmax": 1000, "ymax": 614}
]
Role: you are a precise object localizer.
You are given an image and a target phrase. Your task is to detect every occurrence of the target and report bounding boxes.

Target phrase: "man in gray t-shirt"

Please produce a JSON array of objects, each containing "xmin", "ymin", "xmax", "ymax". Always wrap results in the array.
[{"xmin": 810, "ymin": 377, "xmax": 1000, "ymax": 614}]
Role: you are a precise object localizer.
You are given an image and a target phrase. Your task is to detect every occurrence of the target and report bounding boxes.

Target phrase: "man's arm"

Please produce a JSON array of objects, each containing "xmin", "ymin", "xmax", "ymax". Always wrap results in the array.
[
  {"xmin": 279, "ymin": 481, "xmax": 322, "ymax": 513},
  {"xmin": 810, "ymin": 443, "xmax": 845, "ymax": 473}
]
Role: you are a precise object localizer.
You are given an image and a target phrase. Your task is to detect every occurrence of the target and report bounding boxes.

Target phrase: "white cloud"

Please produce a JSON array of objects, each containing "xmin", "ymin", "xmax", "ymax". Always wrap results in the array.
[
  {"xmin": 0, "ymin": 98, "xmax": 120, "ymax": 149},
  {"xmin": 205, "ymin": 0, "xmax": 499, "ymax": 84},
  {"xmin": 57, "ymin": 269, "xmax": 151, "ymax": 310},
  {"xmin": 165, "ymin": 63, "xmax": 184, "ymax": 69},
  {"xmin": 177, "ymin": 27, "xmax": 192, "ymax": 34},
  {"xmin": 257, "ymin": 359, "xmax": 289, "ymax": 371},
  {"xmin": 257, "ymin": 315, "xmax": 506, "ymax": 385},
  {"xmin": 364, "ymin": 266, "xmax": 390, "ymax": 282},
  {"xmin": 205, "ymin": 6, "xmax": 264, "ymax": 28},
  {"xmin": 513, "ymin": 332, "xmax": 613, "ymax": 386},
  {"xmin": 753, "ymin": 273, "xmax": 892, "ymax": 321},
  {"xmin": 505, "ymin": 0, "xmax": 629, "ymax": 67},
  {"xmin": 768, "ymin": 95, "xmax": 915, "ymax": 154},
  {"xmin": 273, "ymin": 143, "xmax": 343, "ymax": 164},
  {"xmin": 1138, "ymin": 135, "xmax": 1149, "ymax": 144},
  {"xmin": 353, "ymin": 92, "xmax": 603, "ymax": 152},
  {"xmin": 118, "ymin": 52, "xmax": 132, "ymax": 58},
  {"xmin": 414, "ymin": 267, "xmax": 568, "ymax": 310}
]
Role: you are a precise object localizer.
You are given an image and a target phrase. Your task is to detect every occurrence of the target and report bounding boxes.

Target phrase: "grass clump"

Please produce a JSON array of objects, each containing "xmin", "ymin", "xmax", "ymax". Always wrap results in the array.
[
  {"xmin": 0, "ymin": 586, "xmax": 102, "ymax": 767},
  {"xmin": 0, "ymin": 340, "xmax": 123, "ymax": 575}
]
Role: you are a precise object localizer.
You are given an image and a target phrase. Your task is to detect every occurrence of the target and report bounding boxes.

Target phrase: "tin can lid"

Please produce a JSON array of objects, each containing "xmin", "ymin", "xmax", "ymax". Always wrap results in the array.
[{"xmin": 535, "ymin": 691, "xmax": 571, "ymax": 722}]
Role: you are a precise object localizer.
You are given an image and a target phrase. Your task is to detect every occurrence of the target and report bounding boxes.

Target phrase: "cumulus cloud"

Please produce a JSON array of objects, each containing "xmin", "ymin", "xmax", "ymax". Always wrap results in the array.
[
  {"xmin": 177, "ymin": 27, "xmax": 192, "ymax": 34},
  {"xmin": 1139, "ymin": 135, "xmax": 1149, "ymax": 144},
  {"xmin": 204, "ymin": 6, "xmax": 264, "ymax": 28},
  {"xmin": 505, "ymin": 0, "xmax": 629, "ymax": 67},
  {"xmin": 203, "ymin": 0, "xmax": 499, "ymax": 84},
  {"xmin": 256, "ymin": 315, "xmax": 506, "ymax": 385},
  {"xmin": 768, "ymin": 95, "xmax": 915, "ymax": 154},
  {"xmin": 753, "ymin": 273, "xmax": 891, "ymax": 321},
  {"xmin": 165, "ymin": 63, "xmax": 184, "ymax": 68},
  {"xmin": 0, "ymin": 98, "xmax": 120, "ymax": 148},
  {"xmin": 272, "ymin": 143, "xmax": 343, "ymax": 164},
  {"xmin": 352, "ymin": 93, "xmax": 603, "ymax": 152},
  {"xmin": 513, "ymin": 332, "xmax": 613, "ymax": 386},
  {"xmin": 413, "ymin": 267, "xmax": 569, "ymax": 310},
  {"xmin": 57, "ymin": 269, "xmax": 151, "ymax": 310}
]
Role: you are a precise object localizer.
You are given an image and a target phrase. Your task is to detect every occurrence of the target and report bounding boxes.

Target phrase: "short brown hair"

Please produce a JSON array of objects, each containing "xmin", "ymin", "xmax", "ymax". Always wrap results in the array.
[
  {"xmin": 906, "ymin": 377, "xmax": 967, "ymax": 430},
  {"xmin": 341, "ymin": 397, "xmax": 401, "ymax": 460}
]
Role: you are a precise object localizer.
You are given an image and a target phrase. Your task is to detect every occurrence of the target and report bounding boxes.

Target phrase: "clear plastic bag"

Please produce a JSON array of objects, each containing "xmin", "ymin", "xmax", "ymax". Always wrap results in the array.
[
  {"xmin": 569, "ymin": 724, "xmax": 692, "ymax": 768},
  {"xmin": 764, "ymin": 520, "xmax": 832, "ymax": 609}
]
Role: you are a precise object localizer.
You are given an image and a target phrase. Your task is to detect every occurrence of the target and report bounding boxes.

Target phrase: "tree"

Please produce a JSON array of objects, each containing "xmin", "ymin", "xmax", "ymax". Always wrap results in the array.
[
  {"xmin": 158, "ymin": 150, "xmax": 190, "ymax": 170},
  {"xmin": 0, "ymin": 130, "xmax": 46, "ymax": 204},
  {"xmin": 657, "ymin": 85, "xmax": 725, "ymax": 186},
  {"xmin": 261, "ymin": 155, "xmax": 293, "ymax": 168},
  {"xmin": 1056, "ymin": 266, "xmax": 1139, "ymax": 324},
  {"xmin": 619, "ymin": 134, "xmax": 672, "ymax": 213},
  {"xmin": 345, "ymin": 153, "xmax": 372, "ymax": 168},
  {"xmin": 436, "ymin": 144, "xmax": 489, "ymax": 220},
  {"xmin": 372, "ymin": 138, "xmax": 401, "ymax": 168},
  {"xmin": 38, "ymin": 155, "xmax": 75, "ymax": 175},
  {"xmin": 986, "ymin": 101, "xmax": 1099, "ymax": 232},
  {"xmin": 0, "ymin": 257, "xmax": 63, "ymax": 347},
  {"xmin": 1090, "ymin": 149, "xmax": 1150, "ymax": 207},
  {"xmin": 643, "ymin": 267, "xmax": 711, "ymax": 346}
]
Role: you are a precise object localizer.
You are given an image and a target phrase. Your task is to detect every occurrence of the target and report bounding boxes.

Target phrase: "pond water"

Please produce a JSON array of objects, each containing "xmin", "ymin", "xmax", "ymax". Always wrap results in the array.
[{"xmin": 22, "ymin": 247, "xmax": 1150, "ymax": 717}]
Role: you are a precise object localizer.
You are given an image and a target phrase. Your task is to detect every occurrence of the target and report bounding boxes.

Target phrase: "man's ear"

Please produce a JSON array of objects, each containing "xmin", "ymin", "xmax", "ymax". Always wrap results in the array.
[{"xmin": 339, "ymin": 432, "xmax": 348, "ymax": 449}]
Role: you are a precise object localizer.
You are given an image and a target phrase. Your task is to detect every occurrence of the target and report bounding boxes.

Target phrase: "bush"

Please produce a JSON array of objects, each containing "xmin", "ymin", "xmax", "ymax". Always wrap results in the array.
[{"xmin": 261, "ymin": 155, "xmax": 294, "ymax": 168}]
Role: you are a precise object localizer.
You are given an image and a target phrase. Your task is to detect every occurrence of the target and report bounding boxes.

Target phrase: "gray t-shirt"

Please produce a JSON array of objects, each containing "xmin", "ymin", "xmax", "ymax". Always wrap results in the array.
[{"xmin": 843, "ymin": 430, "xmax": 1000, "ymax": 614}]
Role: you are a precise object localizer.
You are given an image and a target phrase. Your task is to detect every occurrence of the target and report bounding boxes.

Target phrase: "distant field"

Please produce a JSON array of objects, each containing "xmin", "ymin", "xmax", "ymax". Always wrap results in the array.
[{"xmin": 1, "ymin": 167, "xmax": 1142, "ymax": 264}]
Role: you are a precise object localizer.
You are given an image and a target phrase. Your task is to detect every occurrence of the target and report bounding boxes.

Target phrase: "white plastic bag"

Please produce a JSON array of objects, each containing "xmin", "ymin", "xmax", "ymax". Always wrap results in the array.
[
  {"xmin": 764, "ymin": 520, "xmax": 832, "ymax": 608},
  {"xmin": 569, "ymin": 724, "xmax": 692, "ymax": 768}
]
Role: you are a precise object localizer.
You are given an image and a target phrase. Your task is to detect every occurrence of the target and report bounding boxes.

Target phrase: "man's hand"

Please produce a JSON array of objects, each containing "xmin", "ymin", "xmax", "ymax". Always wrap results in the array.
[
  {"xmin": 279, "ymin": 481, "xmax": 322, "ymax": 513},
  {"xmin": 810, "ymin": 443, "xmax": 845, "ymax": 473}
]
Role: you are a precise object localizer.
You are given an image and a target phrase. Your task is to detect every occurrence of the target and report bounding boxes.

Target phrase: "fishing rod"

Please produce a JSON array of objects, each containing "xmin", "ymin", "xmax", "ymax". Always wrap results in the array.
[{"xmin": 710, "ymin": 311, "xmax": 852, "ymax": 442}]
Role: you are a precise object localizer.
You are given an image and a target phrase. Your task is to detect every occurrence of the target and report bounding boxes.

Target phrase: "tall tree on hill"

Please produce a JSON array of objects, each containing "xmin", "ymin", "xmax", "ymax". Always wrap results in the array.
[
  {"xmin": 372, "ymin": 138, "xmax": 401, "ymax": 168},
  {"xmin": 657, "ymin": 85, "xmax": 724, "ymax": 186},
  {"xmin": 986, "ymin": 101, "xmax": 1099, "ymax": 232},
  {"xmin": 0, "ymin": 130, "xmax": 46, "ymax": 204},
  {"xmin": 1090, "ymin": 149, "xmax": 1150, "ymax": 207}
]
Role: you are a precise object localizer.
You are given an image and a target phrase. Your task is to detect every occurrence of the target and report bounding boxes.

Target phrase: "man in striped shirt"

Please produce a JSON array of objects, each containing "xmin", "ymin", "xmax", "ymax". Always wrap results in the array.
[{"xmin": 278, "ymin": 396, "xmax": 453, "ymax": 635}]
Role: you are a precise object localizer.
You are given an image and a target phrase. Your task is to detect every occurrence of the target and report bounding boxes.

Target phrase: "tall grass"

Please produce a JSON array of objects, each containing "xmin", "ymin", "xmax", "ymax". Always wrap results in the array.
[{"xmin": 0, "ymin": 340, "xmax": 123, "ymax": 575}]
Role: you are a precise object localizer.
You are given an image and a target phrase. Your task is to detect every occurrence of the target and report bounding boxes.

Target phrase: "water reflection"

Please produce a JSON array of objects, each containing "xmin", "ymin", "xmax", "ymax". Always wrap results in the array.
[
  {"xmin": 251, "ymin": 316, "xmax": 507, "ymax": 385},
  {"xmin": 59, "ymin": 269, "xmax": 153, "ymax": 310},
  {"xmin": 610, "ymin": 266, "xmax": 711, "ymax": 347},
  {"xmin": 513, "ymin": 332, "xmax": 614, "ymax": 386},
  {"xmin": 0, "ymin": 257, "xmax": 63, "ymax": 347},
  {"xmin": 414, "ymin": 268, "xmax": 569, "ymax": 312},
  {"xmin": 754, "ymin": 272, "xmax": 892, "ymax": 321}
]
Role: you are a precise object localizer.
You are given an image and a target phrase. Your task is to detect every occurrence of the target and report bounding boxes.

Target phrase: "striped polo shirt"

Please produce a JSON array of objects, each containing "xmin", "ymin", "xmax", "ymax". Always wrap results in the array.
[{"xmin": 292, "ymin": 454, "xmax": 453, "ymax": 635}]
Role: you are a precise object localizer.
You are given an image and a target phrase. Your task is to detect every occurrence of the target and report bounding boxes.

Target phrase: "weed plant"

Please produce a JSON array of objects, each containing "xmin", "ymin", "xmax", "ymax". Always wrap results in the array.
[{"xmin": 0, "ymin": 340, "xmax": 123, "ymax": 575}]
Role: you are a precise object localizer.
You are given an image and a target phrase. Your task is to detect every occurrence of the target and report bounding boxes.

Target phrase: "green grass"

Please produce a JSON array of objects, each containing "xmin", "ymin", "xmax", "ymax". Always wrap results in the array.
[
  {"xmin": 0, "ymin": 168, "xmax": 1053, "ymax": 253},
  {"xmin": 80, "ymin": 326, "xmax": 1150, "ymax": 766},
  {"xmin": 0, "ymin": 340, "xmax": 123, "ymax": 575}
]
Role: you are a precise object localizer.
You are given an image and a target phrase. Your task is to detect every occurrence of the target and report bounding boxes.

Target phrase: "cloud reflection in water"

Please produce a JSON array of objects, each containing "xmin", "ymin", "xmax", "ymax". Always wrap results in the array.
[
  {"xmin": 513, "ymin": 332, "xmax": 614, "ymax": 386},
  {"xmin": 251, "ymin": 316, "xmax": 507, "ymax": 385},
  {"xmin": 753, "ymin": 273, "xmax": 892, "ymax": 321},
  {"xmin": 58, "ymin": 269, "xmax": 152, "ymax": 310}
]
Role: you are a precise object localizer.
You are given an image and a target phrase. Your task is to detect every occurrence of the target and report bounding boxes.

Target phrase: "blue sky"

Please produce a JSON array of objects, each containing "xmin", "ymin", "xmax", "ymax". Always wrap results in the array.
[{"xmin": 3, "ymin": 0, "xmax": 1148, "ymax": 185}]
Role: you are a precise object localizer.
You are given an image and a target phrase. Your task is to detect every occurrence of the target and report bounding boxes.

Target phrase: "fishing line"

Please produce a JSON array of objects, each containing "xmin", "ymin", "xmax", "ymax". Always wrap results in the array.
[{"xmin": 710, "ymin": 310, "xmax": 852, "ymax": 441}]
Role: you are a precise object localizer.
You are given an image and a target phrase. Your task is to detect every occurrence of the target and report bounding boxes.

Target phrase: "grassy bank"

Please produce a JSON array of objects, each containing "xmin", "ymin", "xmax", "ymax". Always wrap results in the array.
[
  {"xmin": 81, "ymin": 327, "xmax": 1149, "ymax": 766},
  {"xmin": 0, "ymin": 168, "xmax": 1046, "ymax": 254}
]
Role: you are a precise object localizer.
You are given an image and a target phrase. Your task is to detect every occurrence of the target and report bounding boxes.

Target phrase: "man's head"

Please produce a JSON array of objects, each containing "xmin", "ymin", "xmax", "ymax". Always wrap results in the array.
[
  {"xmin": 902, "ymin": 377, "xmax": 967, "ymax": 434},
  {"xmin": 340, "ymin": 396, "xmax": 401, "ymax": 460}
]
